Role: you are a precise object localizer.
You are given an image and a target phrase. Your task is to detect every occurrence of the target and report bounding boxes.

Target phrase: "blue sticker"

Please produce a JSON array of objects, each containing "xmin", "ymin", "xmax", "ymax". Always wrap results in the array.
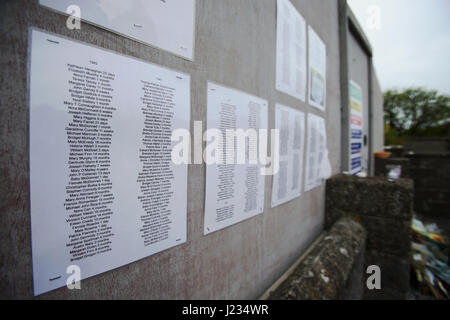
[
  {"xmin": 351, "ymin": 142, "xmax": 362, "ymax": 154},
  {"xmin": 351, "ymin": 157, "xmax": 361, "ymax": 169},
  {"xmin": 351, "ymin": 129, "xmax": 362, "ymax": 139}
]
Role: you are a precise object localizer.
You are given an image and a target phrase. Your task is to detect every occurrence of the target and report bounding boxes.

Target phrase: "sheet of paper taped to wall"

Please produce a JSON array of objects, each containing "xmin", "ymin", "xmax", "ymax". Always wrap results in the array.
[
  {"xmin": 39, "ymin": 0, "xmax": 196, "ymax": 60},
  {"xmin": 271, "ymin": 103, "xmax": 306, "ymax": 208},
  {"xmin": 275, "ymin": 0, "xmax": 307, "ymax": 102},
  {"xmin": 203, "ymin": 82, "xmax": 268, "ymax": 234},
  {"xmin": 320, "ymin": 147, "xmax": 332, "ymax": 180},
  {"xmin": 304, "ymin": 113, "xmax": 328, "ymax": 191},
  {"xmin": 29, "ymin": 29, "xmax": 190, "ymax": 295},
  {"xmin": 308, "ymin": 26, "xmax": 327, "ymax": 111}
]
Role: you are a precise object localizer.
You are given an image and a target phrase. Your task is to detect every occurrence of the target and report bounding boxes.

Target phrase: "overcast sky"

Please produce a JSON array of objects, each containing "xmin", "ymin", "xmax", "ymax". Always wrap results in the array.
[{"xmin": 347, "ymin": 0, "xmax": 450, "ymax": 95}]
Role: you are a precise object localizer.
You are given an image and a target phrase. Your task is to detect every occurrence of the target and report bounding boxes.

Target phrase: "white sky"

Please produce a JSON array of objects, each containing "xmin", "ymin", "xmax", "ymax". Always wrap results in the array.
[{"xmin": 347, "ymin": 0, "xmax": 450, "ymax": 95}]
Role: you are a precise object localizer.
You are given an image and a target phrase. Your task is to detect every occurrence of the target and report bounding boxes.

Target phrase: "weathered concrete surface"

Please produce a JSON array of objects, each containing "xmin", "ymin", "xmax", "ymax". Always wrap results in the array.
[
  {"xmin": 381, "ymin": 138, "xmax": 449, "ymax": 227},
  {"xmin": 404, "ymin": 137, "xmax": 449, "ymax": 154},
  {"xmin": 406, "ymin": 153, "xmax": 450, "ymax": 220},
  {"xmin": 325, "ymin": 175, "xmax": 413, "ymax": 229},
  {"xmin": 325, "ymin": 174, "xmax": 414, "ymax": 299},
  {"xmin": 267, "ymin": 217, "xmax": 366, "ymax": 300},
  {"xmin": 0, "ymin": 0, "xmax": 343, "ymax": 299}
]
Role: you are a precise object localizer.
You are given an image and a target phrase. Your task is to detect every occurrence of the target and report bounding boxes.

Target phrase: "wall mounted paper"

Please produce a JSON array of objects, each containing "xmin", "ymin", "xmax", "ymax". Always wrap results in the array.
[
  {"xmin": 275, "ymin": 0, "xmax": 307, "ymax": 102},
  {"xmin": 308, "ymin": 26, "xmax": 326, "ymax": 111},
  {"xmin": 349, "ymin": 80, "xmax": 363, "ymax": 174},
  {"xmin": 271, "ymin": 104, "xmax": 305, "ymax": 207},
  {"xmin": 29, "ymin": 29, "xmax": 190, "ymax": 295},
  {"xmin": 304, "ymin": 113, "xmax": 327, "ymax": 191},
  {"xmin": 204, "ymin": 83, "xmax": 268, "ymax": 235},
  {"xmin": 40, "ymin": 0, "xmax": 196, "ymax": 60}
]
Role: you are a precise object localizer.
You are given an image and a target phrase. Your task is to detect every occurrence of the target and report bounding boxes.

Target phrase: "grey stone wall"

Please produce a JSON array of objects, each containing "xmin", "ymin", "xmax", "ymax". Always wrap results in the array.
[
  {"xmin": 267, "ymin": 217, "xmax": 366, "ymax": 300},
  {"xmin": 407, "ymin": 153, "xmax": 450, "ymax": 220},
  {"xmin": 325, "ymin": 174, "xmax": 414, "ymax": 299},
  {"xmin": 374, "ymin": 157, "xmax": 411, "ymax": 179},
  {"xmin": 404, "ymin": 138, "xmax": 449, "ymax": 154},
  {"xmin": 0, "ymin": 0, "xmax": 342, "ymax": 299},
  {"xmin": 0, "ymin": 0, "xmax": 386, "ymax": 299},
  {"xmin": 376, "ymin": 149, "xmax": 450, "ymax": 223}
]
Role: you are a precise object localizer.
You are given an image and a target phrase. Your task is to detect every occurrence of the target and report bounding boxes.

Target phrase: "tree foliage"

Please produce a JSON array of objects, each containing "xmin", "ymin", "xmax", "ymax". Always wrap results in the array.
[{"xmin": 384, "ymin": 88, "xmax": 450, "ymax": 144}]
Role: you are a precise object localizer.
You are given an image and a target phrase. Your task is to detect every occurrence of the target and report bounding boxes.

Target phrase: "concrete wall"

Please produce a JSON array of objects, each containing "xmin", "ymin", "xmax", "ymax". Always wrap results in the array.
[
  {"xmin": 0, "ymin": 0, "xmax": 346, "ymax": 299},
  {"xmin": 376, "ymin": 139, "xmax": 449, "ymax": 226},
  {"xmin": 404, "ymin": 137, "xmax": 449, "ymax": 154},
  {"xmin": 407, "ymin": 153, "xmax": 450, "ymax": 221},
  {"xmin": 266, "ymin": 217, "xmax": 367, "ymax": 300},
  {"xmin": 325, "ymin": 174, "xmax": 413, "ymax": 299}
]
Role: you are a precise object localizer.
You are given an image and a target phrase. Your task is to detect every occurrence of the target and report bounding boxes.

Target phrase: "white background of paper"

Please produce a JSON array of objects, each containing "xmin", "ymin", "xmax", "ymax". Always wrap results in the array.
[
  {"xmin": 29, "ymin": 29, "xmax": 190, "ymax": 295},
  {"xmin": 276, "ymin": 0, "xmax": 307, "ymax": 102},
  {"xmin": 40, "ymin": 0, "xmax": 196, "ymax": 60},
  {"xmin": 349, "ymin": 80, "xmax": 364, "ymax": 174},
  {"xmin": 271, "ymin": 104, "xmax": 305, "ymax": 207},
  {"xmin": 304, "ymin": 113, "xmax": 327, "ymax": 191},
  {"xmin": 308, "ymin": 26, "xmax": 327, "ymax": 111},
  {"xmin": 204, "ymin": 83, "xmax": 268, "ymax": 235}
]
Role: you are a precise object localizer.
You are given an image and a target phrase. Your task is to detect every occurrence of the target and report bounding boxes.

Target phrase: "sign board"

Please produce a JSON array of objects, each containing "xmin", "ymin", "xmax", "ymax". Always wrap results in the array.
[{"xmin": 349, "ymin": 80, "xmax": 364, "ymax": 174}]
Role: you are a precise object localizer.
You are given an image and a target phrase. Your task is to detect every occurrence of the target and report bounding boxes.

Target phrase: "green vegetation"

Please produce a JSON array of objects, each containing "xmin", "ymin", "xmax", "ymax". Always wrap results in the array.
[{"xmin": 384, "ymin": 88, "xmax": 450, "ymax": 145}]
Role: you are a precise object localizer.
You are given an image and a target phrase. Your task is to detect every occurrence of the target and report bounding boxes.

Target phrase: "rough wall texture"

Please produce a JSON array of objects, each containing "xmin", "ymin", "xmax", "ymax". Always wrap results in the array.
[
  {"xmin": 376, "ymin": 138, "xmax": 449, "ymax": 223},
  {"xmin": 325, "ymin": 174, "xmax": 413, "ymax": 299},
  {"xmin": 0, "ymin": 0, "xmax": 344, "ymax": 299},
  {"xmin": 267, "ymin": 217, "xmax": 366, "ymax": 300},
  {"xmin": 404, "ymin": 137, "xmax": 449, "ymax": 154},
  {"xmin": 406, "ymin": 153, "xmax": 450, "ymax": 220}
]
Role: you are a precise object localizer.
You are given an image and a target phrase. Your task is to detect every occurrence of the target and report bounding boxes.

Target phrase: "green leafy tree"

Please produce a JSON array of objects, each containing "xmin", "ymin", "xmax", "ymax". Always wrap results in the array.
[{"xmin": 384, "ymin": 88, "xmax": 450, "ymax": 144}]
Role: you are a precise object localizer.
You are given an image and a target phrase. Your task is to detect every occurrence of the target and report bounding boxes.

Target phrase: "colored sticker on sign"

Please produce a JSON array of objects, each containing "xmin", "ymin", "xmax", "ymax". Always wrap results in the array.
[{"xmin": 349, "ymin": 80, "xmax": 363, "ymax": 175}]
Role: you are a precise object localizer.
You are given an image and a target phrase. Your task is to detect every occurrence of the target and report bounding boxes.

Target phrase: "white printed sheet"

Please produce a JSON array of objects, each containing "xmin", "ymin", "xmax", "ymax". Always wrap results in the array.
[
  {"xmin": 308, "ymin": 26, "xmax": 327, "ymax": 111},
  {"xmin": 304, "ymin": 113, "xmax": 327, "ymax": 191},
  {"xmin": 40, "ymin": 0, "xmax": 196, "ymax": 60},
  {"xmin": 271, "ymin": 104, "xmax": 305, "ymax": 207},
  {"xmin": 29, "ymin": 29, "xmax": 190, "ymax": 295},
  {"xmin": 204, "ymin": 83, "xmax": 268, "ymax": 235},
  {"xmin": 276, "ymin": 0, "xmax": 307, "ymax": 102}
]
